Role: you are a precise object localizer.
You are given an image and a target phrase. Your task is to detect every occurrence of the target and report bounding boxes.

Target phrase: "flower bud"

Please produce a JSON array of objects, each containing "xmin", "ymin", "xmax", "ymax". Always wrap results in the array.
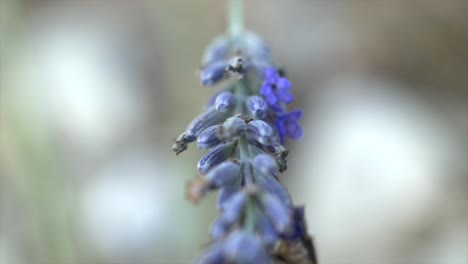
[
  {"xmin": 201, "ymin": 61, "xmax": 227, "ymax": 86},
  {"xmin": 197, "ymin": 142, "xmax": 235, "ymax": 175},
  {"xmin": 247, "ymin": 120, "xmax": 275, "ymax": 145},
  {"xmin": 220, "ymin": 116, "xmax": 247, "ymax": 139},
  {"xmin": 204, "ymin": 161, "xmax": 241, "ymax": 188},
  {"xmin": 187, "ymin": 107, "xmax": 225, "ymax": 140},
  {"xmin": 257, "ymin": 215, "xmax": 278, "ymax": 247},
  {"xmin": 215, "ymin": 91, "xmax": 235, "ymax": 112},
  {"xmin": 282, "ymin": 207, "xmax": 307, "ymax": 241},
  {"xmin": 247, "ymin": 95, "xmax": 269, "ymax": 119},
  {"xmin": 210, "ymin": 216, "xmax": 233, "ymax": 241},
  {"xmin": 197, "ymin": 125, "xmax": 222, "ymax": 149},
  {"xmin": 256, "ymin": 173, "xmax": 292, "ymax": 208},
  {"xmin": 222, "ymin": 191, "xmax": 247, "ymax": 224},
  {"xmin": 202, "ymin": 35, "xmax": 230, "ymax": 66},
  {"xmin": 217, "ymin": 184, "xmax": 241, "ymax": 211},
  {"xmin": 252, "ymin": 153, "xmax": 278, "ymax": 177},
  {"xmin": 223, "ymin": 230, "xmax": 269, "ymax": 264},
  {"xmin": 243, "ymin": 31, "xmax": 272, "ymax": 63},
  {"xmin": 261, "ymin": 193, "xmax": 292, "ymax": 234}
]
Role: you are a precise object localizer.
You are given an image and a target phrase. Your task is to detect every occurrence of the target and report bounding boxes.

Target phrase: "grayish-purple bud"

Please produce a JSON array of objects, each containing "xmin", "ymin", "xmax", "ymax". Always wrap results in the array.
[
  {"xmin": 187, "ymin": 107, "xmax": 225, "ymax": 140},
  {"xmin": 261, "ymin": 193, "xmax": 292, "ymax": 234},
  {"xmin": 217, "ymin": 183, "xmax": 241, "ymax": 211},
  {"xmin": 257, "ymin": 214, "xmax": 278, "ymax": 248},
  {"xmin": 204, "ymin": 161, "xmax": 241, "ymax": 188},
  {"xmin": 202, "ymin": 35, "xmax": 230, "ymax": 66},
  {"xmin": 197, "ymin": 125, "xmax": 223, "ymax": 149},
  {"xmin": 221, "ymin": 116, "xmax": 247, "ymax": 139},
  {"xmin": 210, "ymin": 216, "xmax": 233, "ymax": 241},
  {"xmin": 201, "ymin": 61, "xmax": 227, "ymax": 86},
  {"xmin": 247, "ymin": 95, "xmax": 269, "ymax": 119},
  {"xmin": 252, "ymin": 153, "xmax": 278, "ymax": 177},
  {"xmin": 243, "ymin": 31, "xmax": 272, "ymax": 63},
  {"xmin": 222, "ymin": 191, "xmax": 247, "ymax": 224},
  {"xmin": 248, "ymin": 120, "xmax": 275, "ymax": 145},
  {"xmin": 215, "ymin": 91, "xmax": 235, "ymax": 112},
  {"xmin": 197, "ymin": 142, "xmax": 235, "ymax": 175},
  {"xmin": 196, "ymin": 243, "xmax": 224, "ymax": 264},
  {"xmin": 223, "ymin": 230, "xmax": 270, "ymax": 264},
  {"xmin": 256, "ymin": 173, "xmax": 292, "ymax": 208}
]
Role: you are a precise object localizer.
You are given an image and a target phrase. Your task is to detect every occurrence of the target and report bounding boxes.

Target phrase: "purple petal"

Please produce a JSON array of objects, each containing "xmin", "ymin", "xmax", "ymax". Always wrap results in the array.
[
  {"xmin": 288, "ymin": 109, "xmax": 303, "ymax": 120},
  {"xmin": 263, "ymin": 67, "xmax": 279, "ymax": 84},
  {"xmin": 276, "ymin": 88, "xmax": 294, "ymax": 104},
  {"xmin": 275, "ymin": 118, "xmax": 287, "ymax": 143},
  {"xmin": 277, "ymin": 77, "xmax": 291, "ymax": 90},
  {"xmin": 285, "ymin": 109, "xmax": 303, "ymax": 140},
  {"xmin": 260, "ymin": 84, "xmax": 277, "ymax": 105},
  {"xmin": 286, "ymin": 121, "xmax": 303, "ymax": 140}
]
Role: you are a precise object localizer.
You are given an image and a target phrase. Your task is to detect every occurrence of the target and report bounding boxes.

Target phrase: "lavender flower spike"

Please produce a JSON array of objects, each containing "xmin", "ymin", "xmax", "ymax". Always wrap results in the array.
[{"xmin": 172, "ymin": 1, "xmax": 315, "ymax": 263}]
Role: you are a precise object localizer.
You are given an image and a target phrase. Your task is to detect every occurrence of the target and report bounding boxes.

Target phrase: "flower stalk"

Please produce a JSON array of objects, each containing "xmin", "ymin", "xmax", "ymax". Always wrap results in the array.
[
  {"xmin": 228, "ymin": 0, "xmax": 244, "ymax": 45},
  {"xmin": 173, "ymin": 1, "xmax": 317, "ymax": 263}
]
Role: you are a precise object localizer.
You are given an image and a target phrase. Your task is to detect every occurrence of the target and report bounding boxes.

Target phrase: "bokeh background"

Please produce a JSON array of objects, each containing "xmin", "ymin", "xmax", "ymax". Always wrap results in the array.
[{"xmin": 1, "ymin": 0, "xmax": 468, "ymax": 263}]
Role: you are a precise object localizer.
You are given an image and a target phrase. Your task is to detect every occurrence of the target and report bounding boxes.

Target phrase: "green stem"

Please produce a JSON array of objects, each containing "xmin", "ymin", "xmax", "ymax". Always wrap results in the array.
[
  {"xmin": 239, "ymin": 135, "xmax": 254, "ymax": 185},
  {"xmin": 244, "ymin": 199, "xmax": 257, "ymax": 233},
  {"xmin": 227, "ymin": 0, "xmax": 243, "ymax": 46}
]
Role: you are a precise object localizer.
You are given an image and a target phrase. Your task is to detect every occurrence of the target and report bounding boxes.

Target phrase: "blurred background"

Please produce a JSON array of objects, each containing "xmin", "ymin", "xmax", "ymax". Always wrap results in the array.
[{"xmin": 1, "ymin": 0, "xmax": 467, "ymax": 263}]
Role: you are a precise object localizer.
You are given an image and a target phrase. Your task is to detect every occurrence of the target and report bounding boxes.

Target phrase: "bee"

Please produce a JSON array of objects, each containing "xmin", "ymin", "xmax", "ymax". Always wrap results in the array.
[
  {"xmin": 273, "ymin": 207, "xmax": 317, "ymax": 264},
  {"xmin": 273, "ymin": 235, "xmax": 317, "ymax": 264}
]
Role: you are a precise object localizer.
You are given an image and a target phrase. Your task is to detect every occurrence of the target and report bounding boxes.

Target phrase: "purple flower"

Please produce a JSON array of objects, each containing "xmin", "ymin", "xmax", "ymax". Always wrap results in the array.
[
  {"xmin": 275, "ymin": 109, "xmax": 303, "ymax": 143},
  {"xmin": 260, "ymin": 67, "xmax": 293, "ymax": 105}
]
